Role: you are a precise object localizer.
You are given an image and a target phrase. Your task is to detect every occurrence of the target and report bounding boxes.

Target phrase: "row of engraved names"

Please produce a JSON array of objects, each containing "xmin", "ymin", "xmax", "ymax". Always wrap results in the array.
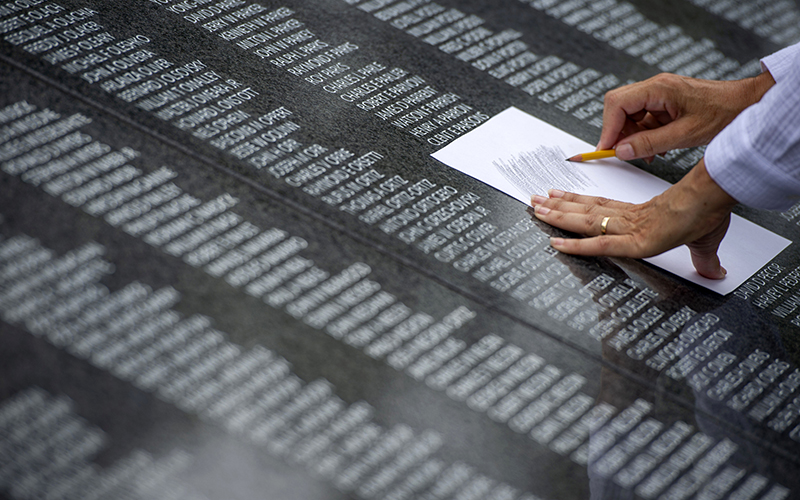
[
  {"xmin": 0, "ymin": 234, "xmax": 565, "ymax": 500},
  {"xmin": 0, "ymin": 387, "xmax": 197, "ymax": 500},
  {"xmin": 3, "ymin": 98, "xmax": 800, "ymax": 443},
  {"xmin": 143, "ymin": 0, "xmax": 493, "ymax": 146},
  {"xmin": 344, "ymin": 0, "xmax": 746, "ymax": 170},
  {"xmin": 0, "ymin": 233, "xmax": 789, "ymax": 500}
]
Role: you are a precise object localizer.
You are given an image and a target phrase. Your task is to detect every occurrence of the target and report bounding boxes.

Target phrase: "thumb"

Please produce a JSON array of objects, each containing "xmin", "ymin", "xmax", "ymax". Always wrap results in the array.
[
  {"xmin": 687, "ymin": 214, "xmax": 730, "ymax": 280},
  {"xmin": 615, "ymin": 122, "xmax": 688, "ymax": 160}
]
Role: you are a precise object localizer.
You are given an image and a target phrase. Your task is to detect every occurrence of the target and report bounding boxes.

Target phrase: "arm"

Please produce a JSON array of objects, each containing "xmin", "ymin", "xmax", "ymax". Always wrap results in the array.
[{"xmin": 533, "ymin": 42, "xmax": 800, "ymax": 278}]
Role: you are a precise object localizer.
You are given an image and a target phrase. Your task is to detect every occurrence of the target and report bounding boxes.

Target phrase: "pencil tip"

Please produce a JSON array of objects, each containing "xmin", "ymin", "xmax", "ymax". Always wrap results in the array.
[{"xmin": 565, "ymin": 155, "xmax": 581, "ymax": 162}]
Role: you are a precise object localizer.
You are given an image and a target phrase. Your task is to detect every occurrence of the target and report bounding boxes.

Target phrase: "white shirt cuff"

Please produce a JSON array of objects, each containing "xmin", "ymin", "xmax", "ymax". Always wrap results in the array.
[{"xmin": 760, "ymin": 42, "xmax": 800, "ymax": 81}]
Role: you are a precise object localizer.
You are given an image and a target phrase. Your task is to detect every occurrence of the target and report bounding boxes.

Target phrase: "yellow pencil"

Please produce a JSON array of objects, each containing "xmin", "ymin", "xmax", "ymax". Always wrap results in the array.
[{"xmin": 565, "ymin": 149, "xmax": 616, "ymax": 162}]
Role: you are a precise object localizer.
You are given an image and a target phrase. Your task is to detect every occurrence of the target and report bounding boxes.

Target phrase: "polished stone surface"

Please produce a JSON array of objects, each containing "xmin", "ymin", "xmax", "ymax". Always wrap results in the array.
[{"xmin": 1, "ymin": 0, "xmax": 800, "ymax": 499}]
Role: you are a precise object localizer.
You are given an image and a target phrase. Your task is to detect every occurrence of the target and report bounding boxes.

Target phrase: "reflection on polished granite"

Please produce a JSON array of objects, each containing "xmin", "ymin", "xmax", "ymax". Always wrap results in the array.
[{"xmin": 1, "ymin": 0, "xmax": 800, "ymax": 499}]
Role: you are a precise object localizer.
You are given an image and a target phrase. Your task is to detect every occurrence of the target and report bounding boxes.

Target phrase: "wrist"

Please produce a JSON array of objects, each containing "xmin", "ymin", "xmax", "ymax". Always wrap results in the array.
[
  {"xmin": 741, "ymin": 71, "xmax": 776, "ymax": 107},
  {"xmin": 684, "ymin": 158, "xmax": 739, "ymax": 215}
]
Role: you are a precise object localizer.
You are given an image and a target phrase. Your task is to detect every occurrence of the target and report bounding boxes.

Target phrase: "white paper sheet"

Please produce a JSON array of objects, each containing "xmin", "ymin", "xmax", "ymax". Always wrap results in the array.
[{"xmin": 432, "ymin": 107, "xmax": 791, "ymax": 295}]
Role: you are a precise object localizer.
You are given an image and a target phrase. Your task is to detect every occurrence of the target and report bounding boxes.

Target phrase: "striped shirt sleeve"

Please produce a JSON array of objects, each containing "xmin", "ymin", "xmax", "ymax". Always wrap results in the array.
[{"xmin": 705, "ymin": 42, "xmax": 800, "ymax": 211}]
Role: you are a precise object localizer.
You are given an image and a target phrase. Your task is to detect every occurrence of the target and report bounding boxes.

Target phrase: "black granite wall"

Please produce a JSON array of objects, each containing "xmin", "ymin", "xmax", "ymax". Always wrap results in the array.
[{"xmin": 1, "ymin": 0, "xmax": 799, "ymax": 499}]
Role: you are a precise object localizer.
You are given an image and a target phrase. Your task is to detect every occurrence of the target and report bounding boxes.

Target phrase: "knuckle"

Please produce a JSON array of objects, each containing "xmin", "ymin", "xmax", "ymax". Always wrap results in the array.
[
  {"xmin": 558, "ymin": 192, "xmax": 578, "ymax": 202},
  {"xmin": 652, "ymin": 73, "xmax": 677, "ymax": 86},
  {"xmin": 637, "ymin": 134, "xmax": 656, "ymax": 157},
  {"xmin": 551, "ymin": 210, "xmax": 568, "ymax": 223},
  {"xmin": 545, "ymin": 198, "xmax": 564, "ymax": 210},
  {"xmin": 585, "ymin": 213, "xmax": 601, "ymax": 231},
  {"xmin": 618, "ymin": 216, "xmax": 637, "ymax": 233},
  {"xmin": 595, "ymin": 236, "xmax": 613, "ymax": 252},
  {"xmin": 594, "ymin": 197, "xmax": 612, "ymax": 208},
  {"xmin": 582, "ymin": 203, "xmax": 601, "ymax": 214},
  {"xmin": 604, "ymin": 90, "xmax": 621, "ymax": 106}
]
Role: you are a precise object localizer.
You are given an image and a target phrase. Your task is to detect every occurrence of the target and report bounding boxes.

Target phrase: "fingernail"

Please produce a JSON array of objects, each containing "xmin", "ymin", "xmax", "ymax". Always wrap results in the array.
[
  {"xmin": 549, "ymin": 189, "xmax": 565, "ymax": 198},
  {"xmin": 531, "ymin": 195, "xmax": 547, "ymax": 205},
  {"xmin": 550, "ymin": 237, "xmax": 564, "ymax": 247},
  {"xmin": 616, "ymin": 143, "xmax": 634, "ymax": 160},
  {"xmin": 535, "ymin": 205, "xmax": 550, "ymax": 215},
  {"xmin": 721, "ymin": 267, "xmax": 727, "ymax": 276}
]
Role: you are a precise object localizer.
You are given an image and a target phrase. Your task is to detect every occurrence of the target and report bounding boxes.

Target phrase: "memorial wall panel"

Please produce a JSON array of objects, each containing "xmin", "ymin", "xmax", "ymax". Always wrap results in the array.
[{"xmin": 2, "ymin": 0, "xmax": 800, "ymax": 498}]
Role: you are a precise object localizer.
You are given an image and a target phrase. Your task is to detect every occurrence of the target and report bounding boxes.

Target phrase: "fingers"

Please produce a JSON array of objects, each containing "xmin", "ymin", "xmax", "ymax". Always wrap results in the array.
[
  {"xmin": 619, "ymin": 119, "xmax": 694, "ymax": 159},
  {"xmin": 639, "ymin": 111, "xmax": 667, "ymax": 130},
  {"xmin": 533, "ymin": 193, "xmax": 731, "ymax": 280},
  {"xmin": 530, "ymin": 160, "xmax": 735, "ymax": 281},
  {"xmin": 534, "ymin": 207, "xmax": 616, "ymax": 236},
  {"xmin": 550, "ymin": 230, "xmax": 728, "ymax": 280},
  {"xmin": 598, "ymin": 83, "xmax": 642, "ymax": 149},
  {"xmin": 597, "ymin": 74, "xmax": 697, "ymax": 158},
  {"xmin": 597, "ymin": 77, "xmax": 672, "ymax": 150},
  {"xmin": 531, "ymin": 192, "xmax": 635, "ymax": 237},
  {"xmin": 549, "ymin": 235, "xmax": 642, "ymax": 257},
  {"xmin": 544, "ymin": 189, "xmax": 632, "ymax": 210}
]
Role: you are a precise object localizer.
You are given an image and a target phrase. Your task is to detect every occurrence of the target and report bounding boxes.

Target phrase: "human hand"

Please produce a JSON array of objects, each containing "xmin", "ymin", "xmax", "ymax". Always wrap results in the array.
[
  {"xmin": 530, "ymin": 159, "xmax": 738, "ymax": 279},
  {"xmin": 599, "ymin": 72, "xmax": 775, "ymax": 161}
]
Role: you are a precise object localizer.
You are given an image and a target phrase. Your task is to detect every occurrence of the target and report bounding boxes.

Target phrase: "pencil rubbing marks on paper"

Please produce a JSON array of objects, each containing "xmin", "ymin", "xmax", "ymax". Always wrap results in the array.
[{"xmin": 492, "ymin": 145, "xmax": 596, "ymax": 197}]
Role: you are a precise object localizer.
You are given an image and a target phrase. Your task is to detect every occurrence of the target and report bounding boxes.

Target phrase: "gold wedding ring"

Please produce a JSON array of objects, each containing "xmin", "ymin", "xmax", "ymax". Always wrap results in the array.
[{"xmin": 600, "ymin": 216, "xmax": 610, "ymax": 235}]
